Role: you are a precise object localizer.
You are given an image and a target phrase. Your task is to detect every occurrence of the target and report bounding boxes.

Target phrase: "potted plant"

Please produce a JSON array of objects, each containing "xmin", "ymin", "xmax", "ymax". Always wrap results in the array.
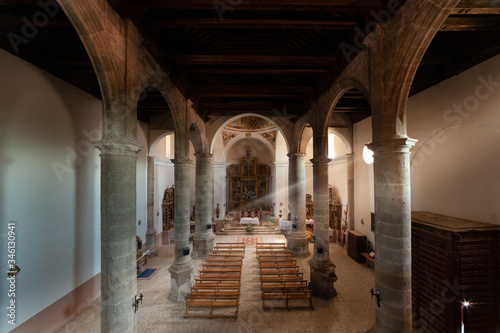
[
  {"xmin": 220, "ymin": 222, "xmax": 225, "ymax": 232},
  {"xmin": 245, "ymin": 224, "xmax": 254, "ymax": 233}
]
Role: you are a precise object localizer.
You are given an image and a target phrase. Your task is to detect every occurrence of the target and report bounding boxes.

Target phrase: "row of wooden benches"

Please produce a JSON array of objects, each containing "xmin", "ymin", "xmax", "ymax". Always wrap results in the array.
[
  {"xmin": 256, "ymin": 243, "xmax": 314, "ymax": 311},
  {"xmin": 184, "ymin": 243, "xmax": 246, "ymax": 319}
]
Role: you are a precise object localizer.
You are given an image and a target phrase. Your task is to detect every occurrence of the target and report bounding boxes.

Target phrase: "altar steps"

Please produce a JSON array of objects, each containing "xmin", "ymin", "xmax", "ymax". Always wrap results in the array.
[{"xmin": 217, "ymin": 226, "xmax": 281, "ymax": 235}]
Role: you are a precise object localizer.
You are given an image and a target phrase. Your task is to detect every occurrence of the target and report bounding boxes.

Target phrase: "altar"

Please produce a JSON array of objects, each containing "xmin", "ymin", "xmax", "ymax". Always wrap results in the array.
[{"xmin": 240, "ymin": 217, "xmax": 259, "ymax": 225}]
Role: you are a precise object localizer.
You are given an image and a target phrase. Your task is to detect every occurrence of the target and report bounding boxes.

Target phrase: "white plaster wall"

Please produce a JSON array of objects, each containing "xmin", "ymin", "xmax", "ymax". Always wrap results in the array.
[
  {"xmin": 136, "ymin": 122, "xmax": 148, "ymax": 243},
  {"xmin": 408, "ymin": 54, "xmax": 500, "ymax": 225},
  {"xmin": 211, "ymin": 131, "xmax": 224, "ymax": 162},
  {"xmin": 152, "ymin": 135, "xmax": 175, "ymax": 233},
  {"xmin": 271, "ymin": 162, "xmax": 289, "ymax": 218},
  {"xmin": 353, "ymin": 117, "xmax": 375, "ymax": 245},
  {"xmin": 212, "ymin": 162, "xmax": 226, "ymax": 219},
  {"xmin": 304, "ymin": 138, "xmax": 314, "ymax": 199},
  {"xmin": 275, "ymin": 132, "xmax": 288, "ymax": 161},
  {"xmin": 329, "ymin": 157, "xmax": 348, "ymax": 212},
  {"xmin": 0, "ymin": 49, "xmax": 101, "ymax": 331}
]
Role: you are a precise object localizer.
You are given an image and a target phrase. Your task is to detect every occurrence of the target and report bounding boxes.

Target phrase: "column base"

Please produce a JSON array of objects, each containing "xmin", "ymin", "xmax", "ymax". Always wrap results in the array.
[
  {"xmin": 287, "ymin": 233, "xmax": 310, "ymax": 257},
  {"xmin": 146, "ymin": 232, "xmax": 158, "ymax": 256},
  {"xmin": 192, "ymin": 235, "xmax": 215, "ymax": 259},
  {"xmin": 167, "ymin": 262, "xmax": 194, "ymax": 302},
  {"xmin": 308, "ymin": 259, "xmax": 338, "ymax": 300}
]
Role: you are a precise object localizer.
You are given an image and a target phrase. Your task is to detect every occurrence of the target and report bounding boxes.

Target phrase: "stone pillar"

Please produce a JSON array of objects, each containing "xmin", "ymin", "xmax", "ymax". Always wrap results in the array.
[
  {"xmin": 146, "ymin": 156, "xmax": 158, "ymax": 256},
  {"xmin": 287, "ymin": 153, "xmax": 310, "ymax": 257},
  {"xmin": 367, "ymin": 138, "xmax": 417, "ymax": 333},
  {"xmin": 192, "ymin": 153, "xmax": 215, "ymax": 259},
  {"xmin": 96, "ymin": 140, "xmax": 141, "ymax": 333},
  {"xmin": 309, "ymin": 157, "xmax": 337, "ymax": 300},
  {"xmin": 168, "ymin": 158, "xmax": 194, "ymax": 302},
  {"xmin": 346, "ymin": 153, "xmax": 355, "ymax": 230}
]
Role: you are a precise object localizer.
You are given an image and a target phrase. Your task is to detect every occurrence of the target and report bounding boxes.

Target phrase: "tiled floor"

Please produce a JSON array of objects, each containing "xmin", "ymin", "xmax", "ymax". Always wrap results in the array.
[{"xmin": 57, "ymin": 234, "xmax": 376, "ymax": 333}]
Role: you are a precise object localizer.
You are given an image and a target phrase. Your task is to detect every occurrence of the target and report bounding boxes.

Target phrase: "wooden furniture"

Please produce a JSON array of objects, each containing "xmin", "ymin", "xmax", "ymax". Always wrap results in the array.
[
  {"xmin": 360, "ymin": 252, "xmax": 375, "ymax": 267},
  {"xmin": 347, "ymin": 230, "xmax": 367, "ymax": 263},
  {"xmin": 306, "ymin": 194, "xmax": 314, "ymax": 219},
  {"xmin": 161, "ymin": 185, "xmax": 174, "ymax": 231},
  {"xmin": 185, "ymin": 242, "xmax": 245, "ymax": 319},
  {"xmin": 411, "ymin": 211, "xmax": 500, "ymax": 333},
  {"xmin": 136, "ymin": 250, "xmax": 150, "ymax": 275},
  {"xmin": 227, "ymin": 156, "xmax": 270, "ymax": 212}
]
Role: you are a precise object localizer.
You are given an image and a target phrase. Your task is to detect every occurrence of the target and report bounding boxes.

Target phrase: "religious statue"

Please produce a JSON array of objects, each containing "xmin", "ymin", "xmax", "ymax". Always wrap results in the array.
[
  {"xmin": 215, "ymin": 203, "xmax": 220, "ymax": 219},
  {"xmin": 190, "ymin": 205, "xmax": 195, "ymax": 221},
  {"xmin": 245, "ymin": 145, "xmax": 252, "ymax": 158}
]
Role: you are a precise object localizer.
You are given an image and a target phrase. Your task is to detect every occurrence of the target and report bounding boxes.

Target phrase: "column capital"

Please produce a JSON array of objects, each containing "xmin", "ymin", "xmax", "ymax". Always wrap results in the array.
[
  {"xmin": 171, "ymin": 158, "xmax": 192, "ymax": 166},
  {"xmin": 309, "ymin": 156, "xmax": 331, "ymax": 165},
  {"xmin": 366, "ymin": 137, "xmax": 417, "ymax": 154},
  {"xmin": 287, "ymin": 152, "xmax": 307, "ymax": 159},
  {"xmin": 95, "ymin": 139, "xmax": 142, "ymax": 157},
  {"xmin": 194, "ymin": 153, "xmax": 213, "ymax": 160}
]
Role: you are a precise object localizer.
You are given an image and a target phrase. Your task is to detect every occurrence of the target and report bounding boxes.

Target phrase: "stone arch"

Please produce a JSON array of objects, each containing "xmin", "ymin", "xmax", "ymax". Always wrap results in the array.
[
  {"xmin": 189, "ymin": 123, "xmax": 203, "ymax": 154},
  {"xmin": 209, "ymin": 113, "xmax": 290, "ymax": 155},
  {"xmin": 373, "ymin": 0, "xmax": 460, "ymax": 139},
  {"xmin": 328, "ymin": 129, "xmax": 352, "ymax": 155},
  {"xmin": 297, "ymin": 122, "xmax": 313, "ymax": 154},
  {"xmin": 148, "ymin": 131, "xmax": 175, "ymax": 156}
]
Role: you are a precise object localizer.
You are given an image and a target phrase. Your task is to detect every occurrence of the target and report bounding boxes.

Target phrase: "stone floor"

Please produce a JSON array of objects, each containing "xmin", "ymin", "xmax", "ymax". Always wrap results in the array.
[{"xmin": 56, "ymin": 234, "xmax": 376, "ymax": 333}]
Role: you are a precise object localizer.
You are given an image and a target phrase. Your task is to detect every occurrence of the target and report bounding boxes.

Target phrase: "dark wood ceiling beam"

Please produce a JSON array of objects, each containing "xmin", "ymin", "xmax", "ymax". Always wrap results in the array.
[
  {"xmin": 332, "ymin": 106, "xmax": 370, "ymax": 112},
  {"xmin": 169, "ymin": 55, "xmax": 337, "ymax": 67},
  {"xmin": 451, "ymin": 1, "xmax": 500, "ymax": 15},
  {"xmin": 117, "ymin": 0, "xmax": 385, "ymax": 13},
  {"xmin": 191, "ymin": 85, "xmax": 314, "ymax": 95},
  {"xmin": 441, "ymin": 16, "xmax": 500, "ymax": 31},
  {"xmin": 183, "ymin": 68, "xmax": 332, "ymax": 75},
  {"xmin": 151, "ymin": 18, "xmax": 357, "ymax": 29}
]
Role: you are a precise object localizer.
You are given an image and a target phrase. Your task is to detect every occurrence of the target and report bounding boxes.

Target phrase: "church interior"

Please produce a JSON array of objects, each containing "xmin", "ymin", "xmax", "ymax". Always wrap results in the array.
[{"xmin": 1, "ymin": 0, "xmax": 500, "ymax": 332}]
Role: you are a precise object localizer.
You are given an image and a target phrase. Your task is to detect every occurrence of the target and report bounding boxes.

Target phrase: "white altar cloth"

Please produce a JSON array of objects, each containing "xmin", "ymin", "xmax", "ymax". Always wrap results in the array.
[{"xmin": 240, "ymin": 217, "xmax": 259, "ymax": 225}]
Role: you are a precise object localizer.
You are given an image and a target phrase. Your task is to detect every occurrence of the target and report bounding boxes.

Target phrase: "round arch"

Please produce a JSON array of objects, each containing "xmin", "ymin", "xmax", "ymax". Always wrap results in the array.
[{"xmin": 210, "ymin": 113, "xmax": 290, "ymax": 155}]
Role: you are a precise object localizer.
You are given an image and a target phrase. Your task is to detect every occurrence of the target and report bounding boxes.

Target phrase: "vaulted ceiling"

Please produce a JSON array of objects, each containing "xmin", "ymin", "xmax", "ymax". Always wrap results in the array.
[{"xmin": 1, "ymin": 0, "xmax": 499, "ymax": 125}]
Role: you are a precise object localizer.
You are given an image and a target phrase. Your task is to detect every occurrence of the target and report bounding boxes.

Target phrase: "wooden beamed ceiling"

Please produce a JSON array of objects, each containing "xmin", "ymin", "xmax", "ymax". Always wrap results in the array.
[{"xmin": 0, "ymin": 0, "xmax": 499, "ymax": 125}]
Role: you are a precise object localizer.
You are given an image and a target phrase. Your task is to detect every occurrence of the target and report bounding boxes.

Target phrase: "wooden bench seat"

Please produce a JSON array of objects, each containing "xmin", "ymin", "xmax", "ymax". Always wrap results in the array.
[
  {"xmin": 203, "ymin": 262, "xmax": 242, "ymax": 268},
  {"xmin": 261, "ymin": 274, "xmax": 304, "ymax": 282},
  {"xmin": 208, "ymin": 253, "xmax": 244, "ymax": 259},
  {"xmin": 199, "ymin": 272, "xmax": 241, "ymax": 280},
  {"xmin": 261, "ymin": 289, "xmax": 313, "ymax": 310},
  {"xmin": 256, "ymin": 249, "xmax": 292, "ymax": 255},
  {"xmin": 258, "ymin": 257, "xmax": 296, "ymax": 264},
  {"xmin": 190, "ymin": 287, "xmax": 240, "ymax": 298},
  {"xmin": 195, "ymin": 279, "xmax": 240, "ymax": 288},
  {"xmin": 211, "ymin": 250, "xmax": 245, "ymax": 257},
  {"xmin": 185, "ymin": 296, "xmax": 239, "ymax": 318},
  {"xmin": 261, "ymin": 280, "xmax": 309, "ymax": 291},
  {"xmin": 256, "ymin": 243, "xmax": 287, "ymax": 249},
  {"xmin": 216, "ymin": 243, "xmax": 246, "ymax": 249},
  {"xmin": 260, "ymin": 268, "xmax": 300, "ymax": 276},
  {"xmin": 259, "ymin": 261, "xmax": 297, "ymax": 269},
  {"xmin": 257, "ymin": 253, "xmax": 294, "ymax": 260}
]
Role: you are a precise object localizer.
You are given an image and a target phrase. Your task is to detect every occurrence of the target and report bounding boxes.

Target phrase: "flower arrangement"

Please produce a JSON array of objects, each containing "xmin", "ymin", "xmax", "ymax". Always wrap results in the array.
[{"xmin": 245, "ymin": 224, "xmax": 254, "ymax": 232}]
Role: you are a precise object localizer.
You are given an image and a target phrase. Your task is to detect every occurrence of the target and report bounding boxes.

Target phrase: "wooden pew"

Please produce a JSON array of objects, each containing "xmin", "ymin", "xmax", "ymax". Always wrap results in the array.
[
  {"xmin": 259, "ymin": 261, "xmax": 297, "ymax": 269},
  {"xmin": 204, "ymin": 262, "xmax": 242, "ymax": 268},
  {"xmin": 195, "ymin": 279, "xmax": 240, "ymax": 289},
  {"xmin": 256, "ymin": 249, "xmax": 293, "ymax": 256},
  {"xmin": 208, "ymin": 253, "xmax": 244, "ymax": 259},
  {"xmin": 184, "ymin": 296, "xmax": 239, "ymax": 318},
  {"xmin": 216, "ymin": 243, "xmax": 246, "ymax": 249},
  {"xmin": 261, "ymin": 289, "xmax": 314, "ymax": 310},
  {"xmin": 261, "ymin": 279, "xmax": 309, "ymax": 292},
  {"xmin": 257, "ymin": 253, "xmax": 294, "ymax": 261},
  {"xmin": 260, "ymin": 267, "xmax": 300, "ymax": 277},
  {"xmin": 260, "ymin": 273, "xmax": 304, "ymax": 282},
  {"xmin": 212, "ymin": 249, "xmax": 245, "ymax": 257},
  {"xmin": 258, "ymin": 257, "xmax": 296, "ymax": 264},
  {"xmin": 256, "ymin": 243, "xmax": 287, "ymax": 249},
  {"xmin": 190, "ymin": 286, "xmax": 240, "ymax": 299}
]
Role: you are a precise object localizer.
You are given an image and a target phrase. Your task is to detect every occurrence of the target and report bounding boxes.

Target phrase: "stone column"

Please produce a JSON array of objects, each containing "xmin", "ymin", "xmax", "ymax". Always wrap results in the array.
[
  {"xmin": 346, "ymin": 153, "xmax": 355, "ymax": 230},
  {"xmin": 96, "ymin": 140, "xmax": 141, "ymax": 333},
  {"xmin": 287, "ymin": 153, "xmax": 310, "ymax": 257},
  {"xmin": 146, "ymin": 156, "xmax": 158, "ymax": 256},
  {"xmin": 367, "ymin": 138, "xmax": 417, "ymax": 333},
  {"xmin": 192, "ymin": 153, "xmax": 215, "ymax": 259},
  {"xmin": 309, "ymin": 156, "xmax": 337, "ymax": 300},
  {"xmin": 168, "ymin": 158, "xmax": 194, "ymax": 302}
]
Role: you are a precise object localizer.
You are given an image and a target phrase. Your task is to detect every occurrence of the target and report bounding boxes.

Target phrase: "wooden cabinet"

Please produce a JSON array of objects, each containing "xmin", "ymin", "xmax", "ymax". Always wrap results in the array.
[
  {"xmin": 347, "ymin": 230, "xmax": 367, "ymax": 263},
  {"xmin": 411, "ymin": 211, "xmax": 500, "ymax": 333}
]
